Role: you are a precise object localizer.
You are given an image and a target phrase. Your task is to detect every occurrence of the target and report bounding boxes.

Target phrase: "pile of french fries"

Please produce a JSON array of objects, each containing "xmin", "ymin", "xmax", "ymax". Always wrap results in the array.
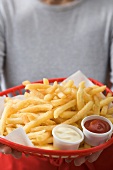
[{"xmin": 0, "ymin": 78, "xmax": 113, "ymax": 150}]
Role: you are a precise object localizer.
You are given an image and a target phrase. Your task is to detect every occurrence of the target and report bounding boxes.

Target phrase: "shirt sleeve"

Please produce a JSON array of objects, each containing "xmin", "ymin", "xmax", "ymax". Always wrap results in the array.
[
  {"xmin": 0, "ymin": 4, "xmax": 6, "ymax": 89},
  {"xmin": 109, "ymin": 15, "xmax": 113, "ymax": 90}
]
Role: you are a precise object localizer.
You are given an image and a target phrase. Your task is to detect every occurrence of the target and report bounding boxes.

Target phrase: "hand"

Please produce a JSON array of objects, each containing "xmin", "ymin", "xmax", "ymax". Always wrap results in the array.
[
  {"xmin": 0, "ymin": 144, "xmax": 22, "ymax": 159},
  {"xmin": 65, "ymin": 150, "xmax": 103, "ymax": 166}
]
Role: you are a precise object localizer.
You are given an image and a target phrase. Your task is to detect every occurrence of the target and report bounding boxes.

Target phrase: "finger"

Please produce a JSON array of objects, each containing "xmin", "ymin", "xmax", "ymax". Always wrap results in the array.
[
  {"xmin": 12, "ymin": 149, "xmax": 22, "ymax": 159},
  {"xmin": 87, "ymin": 150, "xmax": 103, "ymax": 163},
  {"xmin": 25, "ymin": 153, "xmax": 29, "ymax": 157},
  {"xmin": 0, "ymin": 144, "xmax": 12, "ymax": 154},
  {"xmin": 65, "ymin": 158, "xmax": 72, "ymax": 163},
  {"xmin": 74, "ymin": 156, "xmax": 86, "ymax": 166}
]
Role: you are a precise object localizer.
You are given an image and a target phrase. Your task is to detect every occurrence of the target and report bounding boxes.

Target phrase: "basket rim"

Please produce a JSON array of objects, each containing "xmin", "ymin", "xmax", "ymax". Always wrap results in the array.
[
  {"xmin": 0, "ymin": 77, "xmax": 111, "ymax": 96},
  {"xmin": 0, "ymin": 135, "xmax": 113, "ymax": 156}
]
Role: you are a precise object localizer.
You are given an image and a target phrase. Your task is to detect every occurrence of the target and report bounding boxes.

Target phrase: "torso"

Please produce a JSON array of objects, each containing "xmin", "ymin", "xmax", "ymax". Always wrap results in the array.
[{"xmin": 0, "ymin": 0, "xmax": 113, "ymax": 89}]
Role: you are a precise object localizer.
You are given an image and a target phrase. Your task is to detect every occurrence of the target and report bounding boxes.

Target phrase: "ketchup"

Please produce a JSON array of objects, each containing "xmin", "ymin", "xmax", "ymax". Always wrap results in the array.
[{"xmin": 84, "ymin": 119, "xmax": 110, "ymax": 133}]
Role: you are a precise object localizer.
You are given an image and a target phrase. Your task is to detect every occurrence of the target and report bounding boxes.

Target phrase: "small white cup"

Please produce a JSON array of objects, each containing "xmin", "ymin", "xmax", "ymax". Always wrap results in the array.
[
  {"xmin": 52, "ymin": 124, "xmax": 84, "ymax": 150},
  {"xmin": 81, "ymin": 115, "xmax": 113, "ymax": 146}
]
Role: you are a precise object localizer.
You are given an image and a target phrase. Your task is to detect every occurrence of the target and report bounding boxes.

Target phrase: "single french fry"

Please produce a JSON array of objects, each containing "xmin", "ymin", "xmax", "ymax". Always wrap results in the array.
[
  {"xmin": 77, "ymin": 86, "xmax": 84, "ymax": 110},
  {"xmin": 108, "ymin": 106, "xmax": 113, "ymax": 115},
  {"xmin": 35, "ymin": 144, "xmax": 57, "ymax": 150},
  {"xmin": 53, "ymin": 117, "xmax": 66, "ymax": 124},
  {"xmin": 32, "ymin": 136, "xmax": 53, "ymax": 146},
  {"xmin": 19, "ymin": 112, "xmax": 40, "ymax": 118},
  {"xmin": 27, "ymin": 113, "xmax": 39, "ymax": 121},
  {"xmin": 79, "ymin": 81, "xmax": 85, "ymax": 88},
  {"xmin": 30, "ymin": 132, "xmax": 51, "ymax": 145},
  {"xmin": 37, "ymin": 134, "xmax": 52, "ymax": 145},
  {"xmin": 0, "ymin": 104, "xmax": 16, "ymax": 135},
  {"xmin": 83, "ymin": 143, "xmax": 91, "ymax": 149},
  {"xmin": 51, "ymin": 97, "xmax": 73, "ymax": 107},
  {"xmin": 63, "ymin": 87, "xmax": 72, "ymax": 95},
  {"xmin": 4, "ymin": 97, "xmax": 12, "ymax": 103},
  {"xmin": 45, "ymin": 136, "xmax": 53, "ymax": 144},
  {"xmin": 10, "ymin": 113, "xmax": 21, "ymax": 118},
  {"xmin": 89, "ymin": 85, "xmax": 106, "ymax": 95},
  {"xmin": 3, "ymin": 131, "xmax": 8, "ymax": 136},
  {"xmin": 23, "ymin": 110, "xmax": 53, "ymax": 133},
  {"xmin": 105, "ymin": 114, "xmax": 113, "ymax": 118},
  {"xmin": 71, "ymin": 88, "xmax": 77, "ymax": 98},
  {"xmin": 30, "ymin": 90, "xmax": 44, "ymax": 99},
  {"xmin": 63, "ymin": 80, "xmax": 74, "ymax": 88},
  {"xmin": 6, "ymin": 124, "xmax": 16, "ymax": 128},
  {"xmin": 83, "ymin": 89, "xmax": 92, "ymax": 103},
  {"xmin": 87, "ymin": 110, "xmax": 95, "ymax": 116},
  {"xmin": 45, "ymin": 83, "xmax": 58, "ymax": 94},
  {"xmin": 43, "ymin": 78, "xmax": 49, "ymax": 85},
  {"xmin": 41, "ymin": 119, "xmax": 56, "ymax": 125},
  {"xmin": 57, "ymin": 92, "xmax": 67, "ymax": 99},
  {"xmin": 71, "ymin": 122, "xmax": 79, "ymax": 128},
  {"xmin": 15, "ymin": 124, "xmax": 24, "ymax": 128},
  {"xmin": 20, "ymin": 104, "xmax": 53, "ymax": 113},
  {"xmin": 92, "ymin": 95, "xmax": 100, "ymax": 115},
  {"xmin": 100, "ymin": 97, "xmax": 113, "ymax": 108},
  {"xmin": 22, "ymin": 80, "xmax": 31, "ymax": 86},
  {"xmin": 31, "ymin": 125, "xmax": 55, "ymax": 132},
  {"xmin": 14, "ymin": 98, "xmax": 48, "ymax": 111},
  {"xmin": 27, "ymin": 130, "xmax": 46, "ymax": 139},
  {"xmin": 96, "ymin": 93, "xmax": 105, "ymax": 101},
  {"xmin": 53, "ymin": 96, "xmax": 59, "ymax": 100},
  {"xmin": 60, "ymin": 111, "xmax": 77, "ymax": 119},
  {"xmin": 21, "ymin": 115, "xmax": 30, "ymax": 124},
  {"xmin": 85, "ymin": 87, "xmax": 93, "ymax": 93},
  {"xmin": 106, "ymin": 117, "xmax": 113, "ymax": 123},
  {"xmin": 107, "ymin": 92, "xmax": 112, "ymax": 97},
  {"xmin": 76, "ymin": 119, "xmax": 82, "ymax": 130},
  {"xmin": 63, "ymin": 101, "xmax": 93, "ymax": 124},
  {"xmin": 25, "ymin": 83, "xmax": 50, "ymax": 90},
  {"xmin": 44, "ymin": 94, "xmax": 54, "ymax": 101},
  {"xmin": 100, "ymin": 105, "xmax": 108, "ymax": 116},
  {"xmin": 6, "ymin": 127, "xmax": 15, "ymax": 134},
  {"xmin": 54, "ymin": 99, "xmax": 76, "ymax": 118},
  {"xmin": 6, "ymin": 117, "xmax": 24, "ymax": 125}
]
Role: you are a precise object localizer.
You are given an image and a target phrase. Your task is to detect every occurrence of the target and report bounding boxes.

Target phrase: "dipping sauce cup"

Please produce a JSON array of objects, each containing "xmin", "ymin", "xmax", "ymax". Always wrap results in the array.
[
  {"xmin": 52, "ymin": 124, "xmax": 84, "ymax": 150},
  {"xmin": 81, "ymin": 115, "xmax": 113, "ymax": 146}
]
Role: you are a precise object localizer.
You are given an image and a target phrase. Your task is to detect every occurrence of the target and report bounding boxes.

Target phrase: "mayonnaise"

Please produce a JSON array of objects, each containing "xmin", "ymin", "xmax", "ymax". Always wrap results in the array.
[{"xmin": 54, "ymin": 126, "xmax": 81, "ymax": 143}]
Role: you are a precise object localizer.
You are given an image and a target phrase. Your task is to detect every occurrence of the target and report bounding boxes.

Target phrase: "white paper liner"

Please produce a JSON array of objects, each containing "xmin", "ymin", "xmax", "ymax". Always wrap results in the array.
[
  {"xmin": 63, "ymin": 70, "xmax": 94, "ymax": 87},
  {"xmin": 0, "ymin": 97, "xmax": 5, "ymax": 118},
  {"xmin": 5, "ymin": 127, "xmax": 34, "ymax": 147}
]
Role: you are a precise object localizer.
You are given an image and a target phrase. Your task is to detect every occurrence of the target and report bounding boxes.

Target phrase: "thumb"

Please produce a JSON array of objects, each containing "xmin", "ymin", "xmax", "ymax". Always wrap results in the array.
[
  {"xmin": 0, "ymin": 144, "xmax": 12, "ymax": 154},
  {"xmin": 74, "ymin": 156, "xmax": 86, "ymax": 166},
  {"xmin": 12, "ymin": 149, "xmax": 22, "ymax": 159}
]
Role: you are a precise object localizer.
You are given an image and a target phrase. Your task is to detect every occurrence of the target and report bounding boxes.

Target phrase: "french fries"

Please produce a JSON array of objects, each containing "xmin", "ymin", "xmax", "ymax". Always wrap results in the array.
[{"xmin": 0, "ymin": 78, "xmax": 113, "ymax": 149}]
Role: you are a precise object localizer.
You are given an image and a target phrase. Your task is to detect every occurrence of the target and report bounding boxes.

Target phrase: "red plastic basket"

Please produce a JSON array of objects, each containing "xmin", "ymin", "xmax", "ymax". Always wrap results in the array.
[{"xmin": 0, "ymin": 77, "xmax": 113, "ymax": 166}]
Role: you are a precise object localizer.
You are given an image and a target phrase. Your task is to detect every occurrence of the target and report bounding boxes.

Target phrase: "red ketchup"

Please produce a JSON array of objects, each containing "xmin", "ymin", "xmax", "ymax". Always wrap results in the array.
[{"xmin": 84, "ymin": 119, "xmax": 110, "ymax": 133}]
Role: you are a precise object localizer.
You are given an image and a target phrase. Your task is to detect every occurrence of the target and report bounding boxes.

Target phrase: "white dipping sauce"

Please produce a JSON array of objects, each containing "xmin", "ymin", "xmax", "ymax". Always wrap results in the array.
[{"xmin": 55, "ymin": 126, "xmax": 81, "ymax": 143}]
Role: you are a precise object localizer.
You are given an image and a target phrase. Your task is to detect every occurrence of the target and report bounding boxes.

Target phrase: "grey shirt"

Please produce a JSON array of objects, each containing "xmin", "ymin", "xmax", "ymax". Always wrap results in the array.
[{"xmin": 0, "ymin": 0, "xmax": 113, "ymax": 90}]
